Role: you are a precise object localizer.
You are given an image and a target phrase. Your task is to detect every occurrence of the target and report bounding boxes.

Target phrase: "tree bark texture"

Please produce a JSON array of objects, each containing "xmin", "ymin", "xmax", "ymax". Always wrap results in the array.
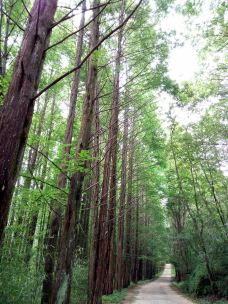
[
  {"xmin": 88, "ymin": 91, "xmax": 100, "ymax": 303},
  {"xmin": 50, "ymin": 1, "xmax": 100, "ymax": 302},
  {"xmin": 123, "ymin": 125, "xmax": 134, "ymax": 288},
  {"xmin": 91, "ymin": 2, "xmax": 125, "ymax": 300},
  {"xmin": 41, "ymin": 3, "xmax": 86, "ymax": 302},
  {"xmin": 115, "ymin": 107, "xmax": 128, "ymax": 290},
  {"xmin": 0, "ymin": 0, "xmax": 57, "ymax": 245}
]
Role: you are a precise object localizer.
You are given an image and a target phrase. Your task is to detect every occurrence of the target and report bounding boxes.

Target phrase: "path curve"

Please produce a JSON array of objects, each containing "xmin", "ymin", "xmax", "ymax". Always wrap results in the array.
[{"xmin": 123, "ymin": 264, "xmax": 193, "ymax": 304}]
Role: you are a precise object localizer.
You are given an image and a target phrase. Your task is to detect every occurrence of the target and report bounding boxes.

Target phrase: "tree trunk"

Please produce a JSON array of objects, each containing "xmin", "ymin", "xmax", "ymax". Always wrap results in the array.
[
  {"xmin": 25, "ymin": 95, "xmax": 55, "ymax": 264},
  {"xmin": 88, "ymin": 91, "xmax": 100, "ymax": 303},
  {"xmin": 123, "ymin": 124, "xmax": 134, "ymax": 288},
  {"xmin": 91, "ymin": 2, "xmax": 125, "ymax": 300},
  {"xmin": 132, "ymin": 185, "xmax": 139, "ymax": 283},
  {"xmin": 76, "ymin": 168, "xmax": 92, "ymax": 258},
  {"xmin": 115, "ymin": 107, "xmax": 129, "ymax": 290},
  {"xmin": 0, "ymin": 0, "xmax": 57, "ymax": 245},
  {"xmin": 41, "ymin": 3, "xmax": 86, "ymax": 302},
  {"xmin": 50, "ymin": 1, "xmax": 100, "ymax": 302}
]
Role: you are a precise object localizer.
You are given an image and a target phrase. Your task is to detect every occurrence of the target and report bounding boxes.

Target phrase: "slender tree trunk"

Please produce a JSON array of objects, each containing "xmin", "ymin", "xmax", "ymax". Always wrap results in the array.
[
  {"xmin": 171, "ymin": 127, "xmax": 214, "ymax": 288},
  {"xmin": 188, "ymin": 157, "xmax": 215, "ymax": 290},
  {"xmin": 0, "ymin": 0, "xmax": 57, "ymax": 245},
  {"xmin": 41, "ymin": 3, "xmax": 86, "ymax": 302},
  {"xmin": 76, "ymin": 167, "xmax": 92, "ymax": 258},
  {"xmin": 25, "ymin": 96, "xmax": 55, "ymax": 263},
  {"xmin": 0, "ymin": 0, "xmax": 15, "ymax": 77},
  {"xmin": 2, "ymin": 0, "xmax": 12, "ymax": 77},
  {"xmin": 200, "ymin": 161, "xmax": 226, "ymax": 233},
  {"xmin": 115, "ymin": 107, "xmax": 129, "ymax": 290},
  {"xmin": 25, "ymin": 92, "xmax": 49, "ymax": 189},
  {"xmin": 50, "ymin": 2, "xmax": 100, "ymax": 302},
  {"xmin": 132, "ymin": 184, "xmax": 139, "ymax": 283},
  {"xmin": 92, "ymin": 2, "xmax": 124, "ymax": 300},
  {"xmin": 123, "ymin": 123, "xmax": 134, "ymax": 288},
  {"xmin": 79, "ymin": 193, "xmax": 91, "ymax": 257},
  {"xmin": 88, "ymin": 91, "xmax": 100, "ymax": 303}
]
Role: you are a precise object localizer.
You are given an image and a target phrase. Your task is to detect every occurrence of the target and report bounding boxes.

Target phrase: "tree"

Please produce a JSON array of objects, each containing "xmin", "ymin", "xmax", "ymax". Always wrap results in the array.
[{"xmin": 0, "ymin": 0, "xmax": 58, "ymax": 244}]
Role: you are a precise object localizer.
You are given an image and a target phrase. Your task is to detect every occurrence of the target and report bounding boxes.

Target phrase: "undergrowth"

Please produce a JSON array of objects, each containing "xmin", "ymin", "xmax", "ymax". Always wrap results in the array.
[
  {"xmin": 172, "ymin": 282, "xmax": 228, "ymax": 304},
  {"xmin": 102, "ymin": 289, "xmax": 128, "ymax": 303}
]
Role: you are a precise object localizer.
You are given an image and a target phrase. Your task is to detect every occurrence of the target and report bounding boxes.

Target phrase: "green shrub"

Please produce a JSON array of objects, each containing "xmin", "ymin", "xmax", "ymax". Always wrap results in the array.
[
  {"xmin": 0, "ymin": 253, "xmax": 42, "ymax": 304},
  {"xmin": 102, "ymin": 289, "xmax": 128, "ymax": 304},
  {"xmin": 71, "ymin": 259, "xmax": 88, "ymax": 304}
]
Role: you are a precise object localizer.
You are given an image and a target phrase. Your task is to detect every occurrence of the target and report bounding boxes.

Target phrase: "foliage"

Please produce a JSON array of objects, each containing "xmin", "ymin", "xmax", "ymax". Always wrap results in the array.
[
  {"xmin": 71, "ymin": 260, "xmax": 88, "ymax": 304},
  {"xmin": 102, "ymin": 289, "xmax": 128, "ymax": 304}
]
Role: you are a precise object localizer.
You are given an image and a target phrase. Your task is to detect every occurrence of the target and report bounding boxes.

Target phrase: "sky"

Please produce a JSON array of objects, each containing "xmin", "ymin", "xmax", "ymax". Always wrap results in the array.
[
  {"xmin": 154, "ymin": 0, "xmax": 215, "ymax": 127},
  {"xmin": 58, "ymin": 0, "xmax": 215, "ymax": 127},
  {"xmin": 58, "ymin": 0, "xmax": 206, "ymax": 84}
]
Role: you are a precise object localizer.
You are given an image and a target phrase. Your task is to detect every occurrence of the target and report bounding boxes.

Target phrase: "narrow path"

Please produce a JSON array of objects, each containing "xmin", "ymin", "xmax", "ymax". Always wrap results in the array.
[{"xmin": 123, "ymin": 264, "xmax": 193, "ymax": 304}]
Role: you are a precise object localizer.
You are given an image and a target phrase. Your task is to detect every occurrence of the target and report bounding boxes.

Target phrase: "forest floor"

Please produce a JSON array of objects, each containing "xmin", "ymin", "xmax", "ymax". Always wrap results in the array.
[{"xmin": 122, "ymin": 264, "xmax": 193, "ymax": 304}]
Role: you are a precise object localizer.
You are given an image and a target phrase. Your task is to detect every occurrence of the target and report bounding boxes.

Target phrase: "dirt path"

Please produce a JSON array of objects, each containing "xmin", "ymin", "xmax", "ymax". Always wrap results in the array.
[{"xmin": 123, "ymin": 264, "xmax": 193, "ymax": 304}]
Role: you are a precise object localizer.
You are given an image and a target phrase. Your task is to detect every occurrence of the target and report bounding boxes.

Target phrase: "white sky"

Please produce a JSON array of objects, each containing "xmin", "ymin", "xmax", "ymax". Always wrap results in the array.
[
  {"xmin": 58, "ymin": 0, "xmax": 216, "ymax": 126},
  {"xmin": 58, "ymin": 0, "xmax": 216, "ymax": 123},
  {"xmin": 58, "ymin": 0, "xmax": 209, "ymax": 83},
  {"xmin": 154, "ymin": 0, "xmax": 216, "ymax": 127}
]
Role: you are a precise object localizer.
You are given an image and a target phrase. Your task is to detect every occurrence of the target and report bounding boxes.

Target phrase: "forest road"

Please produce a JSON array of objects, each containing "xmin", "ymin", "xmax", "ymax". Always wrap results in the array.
[{"xmin": 122, "ymin": 264, "xmax": 193, "ymax": 304}]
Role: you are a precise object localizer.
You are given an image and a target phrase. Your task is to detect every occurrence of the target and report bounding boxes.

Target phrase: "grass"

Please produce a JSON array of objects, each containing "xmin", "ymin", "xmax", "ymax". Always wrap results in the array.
[
  {"xmin": 196, "ymin": 298, "xmax": 228, "ymax": 304},
  {"xmin": 171, "ymin": 264, "xmax": 176, "ymax": 279},
  {"xmin": 102, "ymin": 289, "xmax": 128, "ymax": 303},
  {"xmin": 102, "ymin": 271, "xmax": 163, "ymax": 303}
]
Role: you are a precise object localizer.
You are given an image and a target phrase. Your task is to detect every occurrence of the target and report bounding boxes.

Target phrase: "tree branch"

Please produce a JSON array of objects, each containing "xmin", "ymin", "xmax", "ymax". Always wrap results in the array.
[
  {"xmin": 33, "ymin": 0, "xmax": 143, "ymax": 101},
  {"xmin": 2, "ymin": 9, "xmax": 25, "ymax": 31},
  {"xmin": 45, "ymin": 1, "xmax": 110, "ymax": 52}
]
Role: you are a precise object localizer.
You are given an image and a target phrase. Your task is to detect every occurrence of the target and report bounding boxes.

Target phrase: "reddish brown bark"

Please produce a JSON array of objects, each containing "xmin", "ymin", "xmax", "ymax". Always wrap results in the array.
[
  {"xmin": 123, "ymin": 126, "xmax": 134, "ymax": 288},
  {"xmin": 91, "ymin": 1, "xmax": 125, "ymax": 300},
  {"xmin": 115, "ymin": 108, "xmax": 129, "ymax": 290},
  {"xmin": 0, "ymin": 0, "xmax": 57, "ymax": 245},
  {"xmin": 41, "ymin": 3, "xmax": 86, "ymax": 302},
  {"xmin": 50, "ymin": 1, "xmax": 100, "ymax": 302},
  {"xmin": 88, "ymin": 91, "xmax": 100, "ymax": 302},
  {"xmin": 132, "ymin": 184, "xmax": 139, "ymax": 283}
]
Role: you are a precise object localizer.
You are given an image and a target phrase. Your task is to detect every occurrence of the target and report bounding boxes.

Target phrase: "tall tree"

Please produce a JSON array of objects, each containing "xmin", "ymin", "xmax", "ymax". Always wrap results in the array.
[
  {"xmin": 50, "ymin": 1, "xmax": 100, "ymax": 302},
  {"xmin": 41, "ymin": 2, "xmax": 87, "ymax": 302},
  {"xmin": 91, "ymin": 0, "xmax": 125, "ymax": 300},
  {"xmin": 0, "ymin": 0, "xmax": 58, "ymax": 244},
  {"xmin": 115, "ymin": 107, "xmax": 129, "ymax": 290}
]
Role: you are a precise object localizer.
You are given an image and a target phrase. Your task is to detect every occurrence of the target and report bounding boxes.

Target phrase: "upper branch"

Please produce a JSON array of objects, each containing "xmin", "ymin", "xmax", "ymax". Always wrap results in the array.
[{"xmin": 33, "ymin": 0, "xmax": 143, "ymax": 101}]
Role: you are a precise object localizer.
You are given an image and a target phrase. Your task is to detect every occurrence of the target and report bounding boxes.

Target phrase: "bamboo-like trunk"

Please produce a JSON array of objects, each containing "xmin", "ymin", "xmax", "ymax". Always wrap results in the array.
[{"xmin": 25, "ymin": 96, "xmax": 55, "ymax": 264}]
